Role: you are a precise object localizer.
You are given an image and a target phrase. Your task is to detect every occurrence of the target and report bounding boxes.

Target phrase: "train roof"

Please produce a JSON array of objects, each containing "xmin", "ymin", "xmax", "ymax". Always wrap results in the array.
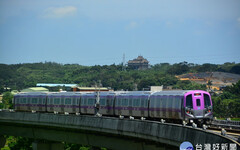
[
  {"xmin": 15, "ymin": 92, "xmax": 47, "ymax": 96},
  {"xmin": 151, "ymin": 90, "xmax": 190, "ymax": 96},
  {"xmin": 115, "ymin": 91, "xmax": 153, "ymax": 97},
  {"xmin": 47, "ymin": 92, "xmax": 81, "ymax": 96}
]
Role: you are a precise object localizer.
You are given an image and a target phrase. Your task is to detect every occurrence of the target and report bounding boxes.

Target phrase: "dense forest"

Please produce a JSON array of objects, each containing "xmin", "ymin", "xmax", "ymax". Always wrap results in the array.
[{"xmin": 0, "ymin": 61, "xmax": 239, "ymax": 92}]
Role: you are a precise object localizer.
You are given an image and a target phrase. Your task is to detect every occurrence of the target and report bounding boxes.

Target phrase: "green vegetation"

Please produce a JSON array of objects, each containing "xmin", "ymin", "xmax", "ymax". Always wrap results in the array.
[
  {"xmin": 0, "ymin": 62, "xmax": 239, "ymax": 92},
  {"xmin": 212, "ymin": 80, "xmax": 240, "ymax": 118},
  {"xmin": 1, "ymin": 136, "xmax": 33, "ymax": 150},
  {"xmin": 0, "ymin": 92, "xmax": 13, "ymax": 109}
]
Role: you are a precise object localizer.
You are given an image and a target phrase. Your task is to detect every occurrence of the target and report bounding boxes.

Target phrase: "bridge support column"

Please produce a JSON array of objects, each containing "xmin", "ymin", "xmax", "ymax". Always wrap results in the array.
[
  {"xmin": 0, "ymin": 135, "xmax": 6, "ymax": 148},
  {"xmin": 32, "ymin": 141, "xmax": 64, "ymax": 150}
]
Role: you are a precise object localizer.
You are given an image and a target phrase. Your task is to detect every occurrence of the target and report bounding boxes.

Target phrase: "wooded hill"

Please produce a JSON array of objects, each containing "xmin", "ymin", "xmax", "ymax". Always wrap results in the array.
[{"xmin": 0, "ymin": 62, "xmax": 239, "ymax": 92}]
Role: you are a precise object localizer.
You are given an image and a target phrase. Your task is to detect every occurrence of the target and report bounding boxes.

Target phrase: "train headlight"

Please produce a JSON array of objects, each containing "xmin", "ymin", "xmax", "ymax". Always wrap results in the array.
[
  {"xmin": 204, "ymin": 106, "xmax": 212, "ymax": 115},
  {"xmin": 185, "ymin": 107, "xmax": 193, "ymax": 115}
]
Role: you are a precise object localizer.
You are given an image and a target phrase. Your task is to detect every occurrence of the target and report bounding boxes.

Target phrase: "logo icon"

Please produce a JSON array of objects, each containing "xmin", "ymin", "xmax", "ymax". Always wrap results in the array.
[{"xmin": 180, "ymin": 141, "xmax": 194, "ymax": 150}]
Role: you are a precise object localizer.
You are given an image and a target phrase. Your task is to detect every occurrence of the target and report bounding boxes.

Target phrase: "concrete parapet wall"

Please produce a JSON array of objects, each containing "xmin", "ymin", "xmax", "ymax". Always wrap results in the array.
[{"xmin": 0, "ymin": 112, "xmax": 239, "ymax": 150}]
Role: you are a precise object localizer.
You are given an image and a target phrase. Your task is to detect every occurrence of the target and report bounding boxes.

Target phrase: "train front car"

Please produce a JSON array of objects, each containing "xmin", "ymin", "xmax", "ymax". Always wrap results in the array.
[{"xmin": 184, "ymin": 90, "xmax": 213, "ymax": 125}]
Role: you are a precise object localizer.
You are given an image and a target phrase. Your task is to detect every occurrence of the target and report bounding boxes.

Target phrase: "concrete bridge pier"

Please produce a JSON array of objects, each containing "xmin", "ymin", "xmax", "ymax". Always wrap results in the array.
[
  {"xmin": 0, "ymin": 135, "xmax": 6, "ymax": 148},
  {"xmin": 32, "ymin": 140, "xmax": 64, "ymax": 150}
]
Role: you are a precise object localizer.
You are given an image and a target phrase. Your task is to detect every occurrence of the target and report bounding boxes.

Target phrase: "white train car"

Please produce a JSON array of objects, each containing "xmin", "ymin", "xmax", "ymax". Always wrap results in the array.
[
  {"xmin": 80, "ymin": 92, "xmax": 96, "ymax": 115},
  {"xmin": 98, "ymin": 92, "xmax": 115, "ymax": 116},
  {"xmin": 149, "ymin": 91, "xmax": 184, "ymax": 120},
  {"xmin": 47, "ymin": 92, "xmax": 80, "ymax": 114},
  {"xmin": 14, "ymin": 92, "xmax": 47, "ymax": 112},
  {"xmin": 115, "ymin": 91, "xmax": 151, "ymax": 118}
]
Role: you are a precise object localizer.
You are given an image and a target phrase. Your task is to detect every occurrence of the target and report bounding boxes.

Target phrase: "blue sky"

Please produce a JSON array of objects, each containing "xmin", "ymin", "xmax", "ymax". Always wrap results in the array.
[{"xmin": 0, "ymin": 0, "xmax": 240, "ymax": 66}]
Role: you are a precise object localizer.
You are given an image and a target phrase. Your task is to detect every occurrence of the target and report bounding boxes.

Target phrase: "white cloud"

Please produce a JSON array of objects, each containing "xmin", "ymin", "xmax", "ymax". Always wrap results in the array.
[
  {"xmin": 237, "ymin": 17, "xmax": 240, "ymax": 26},
  {"xmin": 42, "ymin": 6, "xmax": 77, "ymax": 18},
  {"xmin": 165, "ymin": 21, "xmax": 173, "ymax": 28},
  {"xmin": 126, "ymin": 21, "xmax": 138, "ymax": 30}
]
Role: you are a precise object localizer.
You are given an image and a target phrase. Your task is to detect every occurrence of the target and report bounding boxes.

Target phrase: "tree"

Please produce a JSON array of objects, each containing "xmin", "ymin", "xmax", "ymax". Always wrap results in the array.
[
  {"xmin": 207, "ymin": 80, "xmax": 212, "ymax": 91},
  {"xmin": 212, "ymin": 80, "xmax": 240, "ymax": 117},
  {"xmin": 2, "ymin": 92, "xmax": 14, "ymax": 109},
  {"xmin": 7, "ymin": 136, "xmax": 33, "ymax": 150}
]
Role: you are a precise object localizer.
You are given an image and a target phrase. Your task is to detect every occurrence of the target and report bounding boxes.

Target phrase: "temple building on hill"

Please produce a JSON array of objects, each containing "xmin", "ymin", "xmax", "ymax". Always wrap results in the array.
[{"xmin": 127, "ymin": 56, "xmax": 149, "ymax": 70}]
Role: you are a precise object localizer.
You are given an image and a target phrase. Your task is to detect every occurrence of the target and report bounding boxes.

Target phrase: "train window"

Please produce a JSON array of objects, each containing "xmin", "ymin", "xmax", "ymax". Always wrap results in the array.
[
  {"xmin": 145, "ymin": 99, "xmax": 148, "ymax": 107},
  {"xmin": 133, "ymin": 99, "xmax": 136, "ymax": 106},
  {"xmin": 136, "ymin": 99, "xmax": 140, "ymax": 107},
  {"xmin": 32, "ymin": 98, "xmax": 38, "ymax": 104},
  {"xmin": 186, "ymin": 95, "xmax": 193, "ymax": 108},
  {"xmin": 141, "ymin": 99, "xmax": 144, "ymax": 107},
  {"xmin": 204, "ymin": 94, "xmax": 211, "ymax": 107},
  {"xmin": 82, "ymin": 98, "xmax": 86, "ymax": 105},
  {"xmin": 166, "ymin": 96, "xmax": 170, "ymax": 108},
  {"xmin": 150, "ymin": 98, "xmax": 155, "ymax": 108},
  {"xmin": 122, "ymin": 98, "xmax": 125, "ymax": 106},
  {"xmin": 27, "ymin": 98, "xmax": 31, "ymax": 104},
  {"xmin": 196, "ymin": 99, "xmax": 201, "ymax": 106},
  {"xmin": 106, "ymin": 99, "xmax": 110, "ymax": 105},
  {"xmin": 88, "ymin": 98, "xmax": 95, "ymax": 105},
  {"xmin": 72, "ymin": 98, "xmax": 77, "ymax": 105},
  {"xmin": 162, "ymin": 97, "xmax": 166, "ymax": 108},
  {"xmin": 15, "ymin": 98, "xmax": 19, "ymax": 104},
  {"xmin": 50, "ymin": 98, "xmax": 53, "ymax": 104},
  {"xmin": 122, "ymin": 98, "xmax": 128, "ymax": 106},
  {"xmin": 61, "ymin": 98, "xmax": 64, "ymax": 104},
  {"xmin": 23, "ymin": 98, "xmax": 27, "ymax": 104},
  {"xmin": 83, "ymin": 98, "xmax": 86, "ymax": 105},
  {"xmin": 129, "ymin": 98, "xmax": 132, "ymax": 106},
  {"xmin": 39, "ymin": 98, "xmax": 42, "ymax": 104},
  {"xmin": 175, "ymin": 97, "xmax": 180, "ymax": 108},
  {"xmin": 54, "ymin": 98, "xmax": 60, "ymax": 104},
  {"xmin": 43, "ymin": 98, "xmax": 46, "ymax": 104},
  {"xmin": 65, "ymin": 98, "xmax": 71, "ymax": 105},
  {"xmin": 100, "ymin": 98, "xmax": 106, "ymax": 106},
  {"xmin": 125, "ymin": 99, "xmax": 128, "ymax": 106},
  {"xmin": 107, "ymin": 98, "xmax": 112, "ymax": 106},
  {"xmin": 117, "ymin": 98, "xmax": 121, "ymax": 106},
  {"xmin": 133, "ymin": 99, "xmax": 140, "ymax": 107}
]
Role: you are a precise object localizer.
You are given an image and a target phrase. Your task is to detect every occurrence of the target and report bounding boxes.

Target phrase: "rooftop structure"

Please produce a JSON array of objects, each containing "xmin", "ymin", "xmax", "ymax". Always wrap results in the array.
[
  {"xmin": 21, "ymin": 87, "xmax": 49, "ymax": 92},
  {"xmin": 36, "ymin": 83, "xmax": 78, "ymax": 92},
  {"xmin": 36, "ymin": 83, "xmax": 77, "ymax": 87},
  {"xmin": 127, "ymin": 56, "xmax": 149, "ymax": 70},
  {"xmin": 72, "ymin": 87, "xmax": 111, "ymax": 92}
]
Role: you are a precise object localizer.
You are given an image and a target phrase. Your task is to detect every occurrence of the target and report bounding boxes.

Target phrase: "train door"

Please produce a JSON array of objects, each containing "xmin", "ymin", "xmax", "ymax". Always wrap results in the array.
[{"xmin": 192, "ymin": 93, "xmax": 204, "ymax": 117}]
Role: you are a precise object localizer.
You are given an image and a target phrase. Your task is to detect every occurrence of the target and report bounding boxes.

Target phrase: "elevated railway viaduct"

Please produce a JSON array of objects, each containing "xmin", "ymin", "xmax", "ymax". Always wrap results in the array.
[{"xmin": 0, "ymin": 111, "xmax": 239, "ymax": 150}]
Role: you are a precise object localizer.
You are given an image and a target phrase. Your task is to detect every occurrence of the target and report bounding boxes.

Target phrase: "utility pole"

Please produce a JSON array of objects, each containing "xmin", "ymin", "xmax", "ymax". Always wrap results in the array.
[
  {"xmin": 122, "ymin": 53, "xmax": 126, "ymax": 71},
  {"xmin": 94, "ymin": 81, "xmax": 100, "ymax": 116}
]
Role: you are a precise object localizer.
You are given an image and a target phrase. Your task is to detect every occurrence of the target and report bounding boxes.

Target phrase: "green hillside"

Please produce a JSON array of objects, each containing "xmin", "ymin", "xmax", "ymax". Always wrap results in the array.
[{"xmin": 0, "ymin": 62, "xmax": 239, "ymax": 92}]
